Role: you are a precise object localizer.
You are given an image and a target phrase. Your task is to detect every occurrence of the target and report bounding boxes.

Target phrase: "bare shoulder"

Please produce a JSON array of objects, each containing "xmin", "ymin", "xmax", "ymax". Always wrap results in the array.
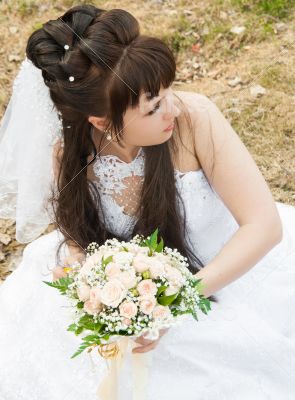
[{"xmin": 171, "ymin": 89, "xmax": 213, "ymax": 172}]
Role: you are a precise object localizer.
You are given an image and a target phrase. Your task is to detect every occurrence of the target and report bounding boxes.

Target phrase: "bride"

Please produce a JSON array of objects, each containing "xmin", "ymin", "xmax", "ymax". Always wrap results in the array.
[{"xmin": 0, "ymin": 4, "xmax": 294, "ymax": 400}]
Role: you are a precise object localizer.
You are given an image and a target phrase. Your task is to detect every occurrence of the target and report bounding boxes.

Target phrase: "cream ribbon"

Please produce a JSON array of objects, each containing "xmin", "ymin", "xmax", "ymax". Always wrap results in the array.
[{"xmin": 95, "ymin": 337, "xmax": 152, "ymax": 400}]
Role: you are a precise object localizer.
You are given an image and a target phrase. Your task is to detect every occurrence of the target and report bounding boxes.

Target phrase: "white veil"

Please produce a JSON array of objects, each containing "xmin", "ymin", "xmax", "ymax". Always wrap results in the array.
[{"xmin": 0, "ymin": 57, "xmax": 63, "ymax": 243}]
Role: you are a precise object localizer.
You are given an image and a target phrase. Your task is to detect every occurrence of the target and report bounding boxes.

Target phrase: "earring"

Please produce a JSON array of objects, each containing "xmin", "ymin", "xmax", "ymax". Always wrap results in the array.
[{"xmin": 104, "ymin": 130, "xmax": 112, "ymax": 140}]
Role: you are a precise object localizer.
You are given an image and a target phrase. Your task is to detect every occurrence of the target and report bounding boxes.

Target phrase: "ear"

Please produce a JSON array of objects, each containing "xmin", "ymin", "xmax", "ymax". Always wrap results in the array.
[{"xmin": 88, "ymin": 116, "xmax": 107, "ymax": 131}]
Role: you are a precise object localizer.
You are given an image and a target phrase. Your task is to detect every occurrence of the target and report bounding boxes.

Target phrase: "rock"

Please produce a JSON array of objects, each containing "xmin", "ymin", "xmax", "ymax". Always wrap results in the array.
[
  {"xmin": 9, "ymin": 26, "xmax": 18, "ymax": 34},
  {"xmin": 274, "ymin": 23, "xmax": 287, "ymax": 33},
  {"xmin": 230, "ymin": 26, "xmax": 246, "ymax": 35},
  {"xmin": 227, "ymin": 76, "xmax": 242, "ymax": 87},
  {"xmin": 0, "ymin": 233, "xmax": 11, "ymax": 245},
  {"xmin": 220, "ymin": 11, "xmax": 228, "ymax": 20},
  {"xmin": 8, "ymin": 54, "xmax": 22, "ymax": 62},
  {"xmin": 250, "ymin": 85, "xmax": 266, "ymax": 98}
]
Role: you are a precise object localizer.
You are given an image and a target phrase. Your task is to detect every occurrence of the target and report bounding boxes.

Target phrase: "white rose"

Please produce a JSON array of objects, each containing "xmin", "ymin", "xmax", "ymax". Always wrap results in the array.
[
  {"xmin": 164, "ymin": 266, "xmax": 185, "ymax": 286},
  {"xmin": 116, "ymin": 270, "xmax": 138, "ymax": 290},
  {"xmin": 77, "ymin": 283, "xmax": 91, "ymax": 301},
  {"xmin": 113, "ymin": 251, "xmax": 134, "ymax": 265},
  {"xmin": 100, "ymin": 278, "xmax": 127, "ymax": 308},
  {"xmin": 132, "ymin": 254, "xmax": 151, "ymax": 273}
]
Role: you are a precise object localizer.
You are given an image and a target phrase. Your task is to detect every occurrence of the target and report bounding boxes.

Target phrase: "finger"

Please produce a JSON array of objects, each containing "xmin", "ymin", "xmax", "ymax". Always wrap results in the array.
[
  {"xmin": 132, "ymin": 341, "xmax": 158, "ymax": 354},
  {"xmin": 134, "ymin": 337, "xmax": 152, "ymax": 345},
  {"xmin": 52, "ymin": 266, "xmax": 67, "ymax": 280}
]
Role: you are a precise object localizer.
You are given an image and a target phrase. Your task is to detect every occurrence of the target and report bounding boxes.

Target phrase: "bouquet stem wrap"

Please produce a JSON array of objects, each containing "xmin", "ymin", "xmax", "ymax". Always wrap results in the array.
[{"xmin": 96, "ymin": 337, "xmax": 152, "ymax": 400}]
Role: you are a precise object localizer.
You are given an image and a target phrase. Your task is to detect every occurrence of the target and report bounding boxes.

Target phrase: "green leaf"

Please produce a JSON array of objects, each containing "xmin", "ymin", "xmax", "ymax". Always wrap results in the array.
[
  {"xmin": 43, "ymin": 276, "xmax": 74, "ymax": 295},
  {"xmin": 191, "ymin": 309, "xmax": 199, "ymax": 321},
  {"xmin": 156, "ymin": 285, "xmax": 168, "ymax": 296},
  {"xmin": 155, "ymin": 237, "xmax": 164, "ymax": 253},
  {"xmin": 77, "ymin": 301, "xmax": 84, "ymax": 309},
  {"xmin": 71, "ymin": 343, "xmax": 90, "ymax": 359},
  {"xmin": 67, "ymin": 323, "xmax": 77, "ymax": 332},
  {"xmin": 158, "ymin": 292, "xmax": 179, "ymax": 306},
  {"xmin": 150, "ymin": 228, "xmax": 159, "ymax": 249},
  {"xmin": 198, "ymin": 297, "xmax": 211, "ymax": 315}
]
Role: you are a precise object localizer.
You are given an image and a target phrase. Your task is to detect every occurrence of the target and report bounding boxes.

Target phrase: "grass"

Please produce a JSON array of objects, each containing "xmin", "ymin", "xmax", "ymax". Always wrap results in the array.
[{"xmin": 0, "ymin": 0, "xmax": 294, "ymax": 280}]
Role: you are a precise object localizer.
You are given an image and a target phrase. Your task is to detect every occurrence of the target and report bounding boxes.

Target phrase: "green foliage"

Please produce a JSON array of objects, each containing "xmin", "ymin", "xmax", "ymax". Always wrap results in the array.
[
  {"xmin": 43, "ymin": 276, "xmax": 74, "ymax": 295},
  {"xmin": 101, "ymin": 255, "xmax": 113, "ymax": 270},
  {"xmin": 231, "ymin": 0, "xmax": 295, "ymax": 19},
  {"xmin": 142, "ymin": 228, "xmax": 164, "ymax": 256},
  {"xmin": 157, "ymin": 291, "xmax": 180, "ymax": 306}
]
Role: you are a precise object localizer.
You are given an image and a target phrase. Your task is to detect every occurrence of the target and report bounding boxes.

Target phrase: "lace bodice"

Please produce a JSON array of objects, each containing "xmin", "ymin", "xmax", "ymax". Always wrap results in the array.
[{"xmin": 88, "ymin": 147, "xmax": 239, "ymax": 265}]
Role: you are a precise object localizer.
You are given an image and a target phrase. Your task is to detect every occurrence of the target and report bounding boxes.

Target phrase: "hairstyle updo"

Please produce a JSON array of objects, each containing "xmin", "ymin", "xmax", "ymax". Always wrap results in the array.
[{"xmin": 26, "ymin": 4, "xmax": 218, "ymax": 304}]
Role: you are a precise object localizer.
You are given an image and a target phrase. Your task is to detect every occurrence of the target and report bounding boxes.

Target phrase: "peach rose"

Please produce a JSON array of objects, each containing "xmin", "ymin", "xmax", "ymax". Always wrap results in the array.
[
  {"xmin": 119, "ymin": 300, "xmax": 138, "ymax": 319},
  {"xmin": 77, "ymin": 283, "xmax": 91, "ymax": 302},
  {"xmin": 100, "ymin": 278, "xmax": 127, "ymax": 308},
  {"xmin": 89, "ymin": 286, "xmax": 103, "ymax": 308},
  {"xmin": 83, "ymin": 299, "xmax": 103, "ymax": 315},
  {"xmin": 152, "ymin": 305, "xmax": 171, "ymax": 319},
  {"xmin": 139, "ymin": 295, "xmax": 157, "ymax": 315},
  {"xmin": 116, "ymin": 270, "xmax": 137, "ymax": 290},
  {"xmin": 122, "ymin": 318, "xmax": 132, "ymax": 326},
  {"xmin": 137, "ymin": 279, "xmax": 158, "ymax": 297}
]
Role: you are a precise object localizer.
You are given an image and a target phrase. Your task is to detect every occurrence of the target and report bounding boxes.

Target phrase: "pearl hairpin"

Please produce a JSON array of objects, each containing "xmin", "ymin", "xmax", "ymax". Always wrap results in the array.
[
  {"xmin": 64, "ymin": 44, "xmax": 70, "ymax": 50},
  {"xmin": 69, "ymin": 76, "xmax": 75, "ymax": 82}
]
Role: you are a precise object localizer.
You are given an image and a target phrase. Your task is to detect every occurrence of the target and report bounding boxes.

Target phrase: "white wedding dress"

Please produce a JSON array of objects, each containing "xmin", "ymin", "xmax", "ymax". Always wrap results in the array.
[{"xmin": 0, "ymin": 140, "xmax": 295, "ymax": 399}]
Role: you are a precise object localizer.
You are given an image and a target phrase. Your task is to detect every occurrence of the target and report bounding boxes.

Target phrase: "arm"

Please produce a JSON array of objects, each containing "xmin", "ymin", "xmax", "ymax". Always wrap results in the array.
[{"xmin": 190, "ymin": 94, "xmax": 283, "ymax": 298}]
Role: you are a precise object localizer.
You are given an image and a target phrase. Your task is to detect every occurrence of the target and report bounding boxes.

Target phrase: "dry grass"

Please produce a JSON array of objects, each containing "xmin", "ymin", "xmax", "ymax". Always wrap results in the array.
[{"xmin": 0, "ymin": 0, "xmax": 294, "ymax": 281}]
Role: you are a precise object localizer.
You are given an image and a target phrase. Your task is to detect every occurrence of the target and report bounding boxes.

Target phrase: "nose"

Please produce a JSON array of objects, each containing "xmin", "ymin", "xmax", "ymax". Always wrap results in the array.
[{"xmin": 162, "ymin": 95, "xmax": 181, "ymax": 120}]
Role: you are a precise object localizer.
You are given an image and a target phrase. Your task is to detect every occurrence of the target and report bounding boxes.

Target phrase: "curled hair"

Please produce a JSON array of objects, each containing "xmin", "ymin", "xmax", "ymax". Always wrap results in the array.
[{"xmin": 26, "ymin": 5, "xmax": 218, "ymax": 303}]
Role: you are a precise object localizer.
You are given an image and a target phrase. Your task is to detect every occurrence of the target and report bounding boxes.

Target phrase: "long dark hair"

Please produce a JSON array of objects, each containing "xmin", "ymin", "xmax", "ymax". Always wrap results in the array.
[{"xmin": 26, "ymin": 5, "xmax": 218, "ymax": 303}]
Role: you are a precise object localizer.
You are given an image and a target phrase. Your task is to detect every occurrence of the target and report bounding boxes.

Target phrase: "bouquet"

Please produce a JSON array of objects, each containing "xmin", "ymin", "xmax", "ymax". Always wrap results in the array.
[{"xmin": 44, "ymin": 228, "xmax": 212, "ymax": 359}]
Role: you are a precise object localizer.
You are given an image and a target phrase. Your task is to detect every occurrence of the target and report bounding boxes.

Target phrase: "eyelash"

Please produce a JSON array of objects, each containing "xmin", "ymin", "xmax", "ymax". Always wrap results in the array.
[{"xmin": 147, "ymin": 101, "xmax": 161, "ymax": 116}]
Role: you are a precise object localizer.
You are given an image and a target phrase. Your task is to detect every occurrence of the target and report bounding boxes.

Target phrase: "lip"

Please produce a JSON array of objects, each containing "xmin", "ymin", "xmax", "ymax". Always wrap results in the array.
[{"xmin": 163, "ymin": 121, "xmax": 175, "ymax": 132}]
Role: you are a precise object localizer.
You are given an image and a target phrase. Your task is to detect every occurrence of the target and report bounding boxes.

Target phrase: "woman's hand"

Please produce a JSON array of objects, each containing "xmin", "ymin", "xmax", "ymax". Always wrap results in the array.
[
  {"xmin": 132, "ymin": 327, "xmax": 169, "ymax": 354},
  {"xmin": 52, "ymin": 248, "xmax": 85, "ymax": 281}
]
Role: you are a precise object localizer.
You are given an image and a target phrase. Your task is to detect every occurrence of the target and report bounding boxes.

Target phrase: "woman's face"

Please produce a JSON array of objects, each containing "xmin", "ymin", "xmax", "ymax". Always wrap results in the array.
[{"xmin": 122, "ymin": 85, "xmax": 181, "ymax": 147}]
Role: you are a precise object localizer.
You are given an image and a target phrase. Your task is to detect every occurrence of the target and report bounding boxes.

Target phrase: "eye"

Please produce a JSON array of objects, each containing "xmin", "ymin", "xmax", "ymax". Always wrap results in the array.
[{"xmin": 147, "ymin": 101, "xmax": 161, "ymax": 116}]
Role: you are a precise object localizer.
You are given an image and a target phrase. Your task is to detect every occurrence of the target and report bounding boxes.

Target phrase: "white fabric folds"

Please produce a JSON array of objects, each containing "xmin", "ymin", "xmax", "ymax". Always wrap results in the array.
[{"xmin": 0, "ymin": 58, "xmax": 62, "ymax": 243}]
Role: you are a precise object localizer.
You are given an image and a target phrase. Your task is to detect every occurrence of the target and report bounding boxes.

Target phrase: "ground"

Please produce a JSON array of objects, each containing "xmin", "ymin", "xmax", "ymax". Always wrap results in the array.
[{"xmin": 0, "ymin": 0, "xmax": 294, "ymax": 282}]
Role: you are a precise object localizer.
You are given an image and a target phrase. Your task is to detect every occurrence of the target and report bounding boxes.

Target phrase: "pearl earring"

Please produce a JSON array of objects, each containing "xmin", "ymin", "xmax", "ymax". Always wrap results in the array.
[{"xmin": 105, "ymin": 130, "xmax": 112, "ymax": 140}]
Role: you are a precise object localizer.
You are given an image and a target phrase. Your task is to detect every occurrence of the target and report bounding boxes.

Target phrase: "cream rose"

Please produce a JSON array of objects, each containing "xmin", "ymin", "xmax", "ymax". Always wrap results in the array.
[
  {"xmin": 139, "ymin": 295, "xmax": 157, "ymax": 315},
  {"xmin": 119, "ymin": 300, "xmax": 138, "ymax": 319},
  {"xmin": 100, "ymin": 278, "xmax": 127, "ymax": 308},
  {"xmin": 137, "ymin": 279, "xmax": 158, "ymax": 296},
  {"xmin": 165, "ymin": 284, "xmax": 181, "ymax": 296},
  {"xmin": 116, "ymin": 270, "xmax": 137, "ymax": 290},
  {"xmin": 164, "ymin": 266, "xmax": 185, "ymax": 286},
  {"xmin": 77, "ymin": 283, "xmax": 91, "ymax": 302},
  {"xmin": 113, "ymin": 251, "xmax": 134, "ymax": 265},
  {"xmin": 152, "ymin": 305, "xmax": 171, "ymax": 319},
  {"xmin": 105, "ymin": 262, "xmax": 121, "ymax": 279},
  {"xmin": 132, "ymin": 254, "xmax": 150, "ymax": 273},
  {"xmin": 89, "ymin": 286, "xmax": 102, "ymax": 308},
  {"xmin": 83, "ymin": 299, "xmax": 103, "ymax": 315},
  {"xmin": 149, "ymin": 260, "xmax": 166, "ymax": 279}
]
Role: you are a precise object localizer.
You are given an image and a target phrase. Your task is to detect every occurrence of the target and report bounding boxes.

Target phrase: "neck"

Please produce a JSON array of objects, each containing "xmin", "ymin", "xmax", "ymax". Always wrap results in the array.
[{"xmin": 93, "ymin": 130, "xmax": 141, "ymax": 163}]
